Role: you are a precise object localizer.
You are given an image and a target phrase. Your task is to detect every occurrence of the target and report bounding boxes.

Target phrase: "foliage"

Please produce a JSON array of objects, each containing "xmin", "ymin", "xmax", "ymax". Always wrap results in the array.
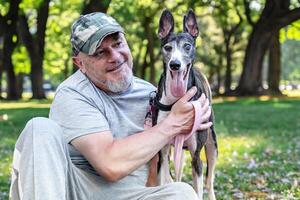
[
  {"xmin": 0, "ymin": 97, "xmax": 300, "ymax": 199},
  {"xmin": 1, "ymin": 0, "xmax": 300, "ymax": 95},
  {"xmin": 43, "ymin": 0, "xmax": 82, "ymax": 86},
  {"xmin": 12, "ymin": 46, "xmax": 30, "ymax": 74},
  {"xmin": 0, "ymin": 0, "xmax": 9, "ymax": 15}
]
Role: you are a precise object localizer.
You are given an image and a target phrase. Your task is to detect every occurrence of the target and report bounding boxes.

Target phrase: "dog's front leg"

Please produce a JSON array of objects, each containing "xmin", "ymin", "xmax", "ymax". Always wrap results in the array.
[
  {"xmin": 158, "ymin": 144, "xmax": 173, "ymax": 185},
  {"xmin": 187, "ymin": 134, "xmax": 204, "ymax": 200},
  {"xmin": 204, "ymin": 130, "xmax": 217, "ymax": 200}
]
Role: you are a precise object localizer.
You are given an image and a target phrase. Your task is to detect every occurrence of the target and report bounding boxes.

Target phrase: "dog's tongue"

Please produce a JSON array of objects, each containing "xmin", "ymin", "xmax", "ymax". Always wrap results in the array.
[{"xmin": 171, "ymin": 71, "xmax": 185, "ymax": 97}]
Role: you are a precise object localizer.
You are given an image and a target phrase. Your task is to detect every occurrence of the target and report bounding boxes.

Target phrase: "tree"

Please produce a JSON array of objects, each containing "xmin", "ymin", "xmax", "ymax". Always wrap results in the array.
[
  {"xmin": 18, "ymin": 0, "xmax": 51, "ymax": 99},
  {"xmin": 236, "ymin": 0, "xmax": 300, "ymax": 95},
  {"xmin": 0, "ymin": 0, "xmax": 22, "ymax": 100},
  {"xmin": 268, "ymin": 30, "xmax": 281, "ymax": 94},
  {"xmin": 212, "ymin": 1, "xmax": 244, "ymax": 94}
]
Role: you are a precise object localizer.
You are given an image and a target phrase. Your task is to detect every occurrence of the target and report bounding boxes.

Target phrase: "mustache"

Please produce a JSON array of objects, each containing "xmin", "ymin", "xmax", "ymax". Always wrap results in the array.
[{"xmin": 106, "ymin": 61, "xmax": 126, "ymax": 72}]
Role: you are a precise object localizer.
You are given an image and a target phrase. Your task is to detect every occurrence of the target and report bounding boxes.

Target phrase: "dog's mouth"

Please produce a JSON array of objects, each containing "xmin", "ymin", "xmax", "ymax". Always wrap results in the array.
[{"xmin": 169, "ymin": 63, "xmax": 191, "ymax": 97}]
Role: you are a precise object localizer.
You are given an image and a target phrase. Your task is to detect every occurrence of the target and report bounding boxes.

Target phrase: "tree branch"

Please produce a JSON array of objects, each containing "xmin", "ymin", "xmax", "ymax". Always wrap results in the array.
[
  {"xmin": 37, "ymin": 0, "xmax": 50, "ymax": 56},
  {"xmin": 7, "ymin": 0, "xmax": 21, "ymax": 21},
  {"xmin": 18, "ymin": 15, "xmax": 35, "ymax": 56},
  {"xmin": 274, "ymin": 7, "xmax": 300, "ymax": 30},
  {"xmin": 243, "ymin": 0, "xmax": 255, "ymax": 26}
]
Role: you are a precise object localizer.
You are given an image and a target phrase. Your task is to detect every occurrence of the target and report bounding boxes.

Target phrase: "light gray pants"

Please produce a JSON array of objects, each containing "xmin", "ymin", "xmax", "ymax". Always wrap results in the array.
[{"xmin": 9, "ymin": 117, "xmax": 198, "ymax": 200}]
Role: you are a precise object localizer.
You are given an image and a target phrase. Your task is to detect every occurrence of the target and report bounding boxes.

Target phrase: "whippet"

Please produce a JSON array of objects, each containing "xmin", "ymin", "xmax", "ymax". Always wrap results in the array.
[{"xmin": 151, "ymin": 9, "xmax": 218, "ymax": 200}]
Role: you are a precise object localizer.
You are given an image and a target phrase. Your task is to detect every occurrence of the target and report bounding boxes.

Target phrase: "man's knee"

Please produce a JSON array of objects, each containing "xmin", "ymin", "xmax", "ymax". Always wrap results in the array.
[
  {"xmin": 17, "ymin": 117, "xmax": 64, "ymax": 147},
  {"xmin": 166, "ymin": 182, "xmax": 197, "ymax": 200}
]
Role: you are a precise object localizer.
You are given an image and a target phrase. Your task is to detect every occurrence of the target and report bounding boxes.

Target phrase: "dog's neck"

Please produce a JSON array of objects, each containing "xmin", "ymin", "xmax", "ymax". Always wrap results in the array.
[{"xmin": 156, "ymin": 66, "xmax": 196, "ymax": 109}]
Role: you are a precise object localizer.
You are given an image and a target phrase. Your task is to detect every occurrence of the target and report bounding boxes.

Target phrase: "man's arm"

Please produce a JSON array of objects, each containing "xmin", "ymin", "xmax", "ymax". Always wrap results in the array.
[{"xmin": 71, "ymin": 87, "xmax": 212, "ymax": 182}]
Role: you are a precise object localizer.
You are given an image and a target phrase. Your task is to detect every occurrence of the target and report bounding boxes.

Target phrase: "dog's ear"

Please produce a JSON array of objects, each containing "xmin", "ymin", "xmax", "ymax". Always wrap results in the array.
[
  {"xmin": 183, "ymin": 9, "xmax": 199, "ymax": 38},
  {"xmin": 158, "ymin": 9, "xmax": 174, "ymax": 40}
]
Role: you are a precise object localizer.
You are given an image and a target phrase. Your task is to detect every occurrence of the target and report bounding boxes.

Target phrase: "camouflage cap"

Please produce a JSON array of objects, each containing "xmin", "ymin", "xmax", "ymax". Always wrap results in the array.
[{"xmin": 71, "ymin": 12, "xmax": 124, "ymax": 56}]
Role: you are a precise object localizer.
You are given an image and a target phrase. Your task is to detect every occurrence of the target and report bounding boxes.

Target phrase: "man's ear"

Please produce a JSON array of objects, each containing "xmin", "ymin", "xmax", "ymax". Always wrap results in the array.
[
  {"xmin": 158, "ymin": 9, "xmax": 174, "ymax": 40},
  {"xmin": 72, "ymin": 56, "xmax": 86, "ymax": 73},
  {"xmin": 183, "ymin": 9, "xmax": 199, "ymax": 38}
]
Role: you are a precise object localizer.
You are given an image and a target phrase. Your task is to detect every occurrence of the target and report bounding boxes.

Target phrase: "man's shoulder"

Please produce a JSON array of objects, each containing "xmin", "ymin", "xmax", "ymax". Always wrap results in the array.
[
  {"xmin": 56, "ymin": 70, "xmax": 90, "ymax": 94},
  {"xmin": 133, "ymin": 76, "xmax": 156, "ymax": 91}
]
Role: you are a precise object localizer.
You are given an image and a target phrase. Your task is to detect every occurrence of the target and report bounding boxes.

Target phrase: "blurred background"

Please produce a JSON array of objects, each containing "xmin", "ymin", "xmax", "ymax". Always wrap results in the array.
[
  {"xmin": 0, "ymin": 0, "xmax": 299, "ymax": 199},
  {"xmin": 0, "ymin": 0, "xmax": 299, "ymax": 99}
]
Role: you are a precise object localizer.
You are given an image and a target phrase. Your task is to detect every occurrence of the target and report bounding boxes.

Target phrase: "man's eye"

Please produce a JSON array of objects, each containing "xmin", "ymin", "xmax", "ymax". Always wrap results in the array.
[
  {"xmin": 114, "ymin": 41, "xmax": 122, "ymax": 47},
  {"xmin": 184, "ymin": 43, "xmax": 191, "ymax": 51},
  {"xmin": 93, "ymin": 51, "xmax": 104, "ymax": 57},
  {"xmin": 164, "ymin": 45, "xmax": 172, "ymax": 52}
]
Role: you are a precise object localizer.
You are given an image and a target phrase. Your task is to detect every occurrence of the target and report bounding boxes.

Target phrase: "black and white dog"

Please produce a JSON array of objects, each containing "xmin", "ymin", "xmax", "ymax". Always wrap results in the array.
[{"xmin": 153, "ymin": 9, "xmax": 218, "ymax": 200}]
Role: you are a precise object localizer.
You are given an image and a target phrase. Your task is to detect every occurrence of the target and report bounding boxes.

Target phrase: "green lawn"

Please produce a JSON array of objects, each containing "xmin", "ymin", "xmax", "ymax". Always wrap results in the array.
[{"xmin": 0, "ymin": 97, "xmax": 299, "ymax": 199}]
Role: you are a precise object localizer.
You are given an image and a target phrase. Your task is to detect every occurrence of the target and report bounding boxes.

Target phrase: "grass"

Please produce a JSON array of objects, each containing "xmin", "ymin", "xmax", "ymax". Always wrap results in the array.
[{"xmin": 0, "ymin": 97, "xmax": 299, "ymax": 199}]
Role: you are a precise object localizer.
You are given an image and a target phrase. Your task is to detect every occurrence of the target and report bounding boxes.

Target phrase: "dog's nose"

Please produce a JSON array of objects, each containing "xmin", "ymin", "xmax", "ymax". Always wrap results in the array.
[{"xmin": 170, "ymin": 60, "xmax": 181, "ymax": 71}]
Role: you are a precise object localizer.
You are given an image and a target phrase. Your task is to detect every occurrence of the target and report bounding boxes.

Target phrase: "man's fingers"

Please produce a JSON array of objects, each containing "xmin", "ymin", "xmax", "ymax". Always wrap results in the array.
[
  {"xmin": 201, "ymin": 106, "xmax": 212, "ymax": 122},
  {"xmin": 198, "ymin": 122, "xmax": 213, "ymax": 130},
  {"xmin": 180, "ymin": 87, "xmax": 197, "ymax": 102},
  {"xmin": 198, "ymin": 93, "xmax": 206, "ymax": 105},
  {"xmin": 202, "ymin": 98, "xmax": 209, "ymax": 113}
]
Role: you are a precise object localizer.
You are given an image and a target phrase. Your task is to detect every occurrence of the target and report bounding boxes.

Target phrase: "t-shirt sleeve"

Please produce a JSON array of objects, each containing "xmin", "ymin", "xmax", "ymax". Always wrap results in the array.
[{"xmin": 49, "ymin": 87, "xmax": 110, "ymax": 143}]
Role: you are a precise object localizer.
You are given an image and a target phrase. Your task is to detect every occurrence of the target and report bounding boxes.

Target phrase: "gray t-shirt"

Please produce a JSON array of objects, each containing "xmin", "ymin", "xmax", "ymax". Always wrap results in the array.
[{"xmin": 49, "ymin": 70, "xmax": 156, "ymax": 181}]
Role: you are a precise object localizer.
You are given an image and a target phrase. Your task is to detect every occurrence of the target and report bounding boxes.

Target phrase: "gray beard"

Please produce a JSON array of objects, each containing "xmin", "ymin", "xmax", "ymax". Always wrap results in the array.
[{"xmin": 105, "ymin": 70, "xmax": 133, "ymax": 93}]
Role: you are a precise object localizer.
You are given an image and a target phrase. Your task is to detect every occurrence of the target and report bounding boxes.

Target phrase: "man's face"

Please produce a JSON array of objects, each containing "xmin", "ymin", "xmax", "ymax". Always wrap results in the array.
[{"xmin": 74, "ymin": 33, "xmax": 133, "ymax": 93}]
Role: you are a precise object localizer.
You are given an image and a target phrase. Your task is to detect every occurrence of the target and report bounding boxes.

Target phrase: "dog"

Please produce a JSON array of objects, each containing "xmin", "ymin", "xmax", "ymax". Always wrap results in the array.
[{"xmin": 148, "ymin": 9, "xmax": 218, "ymax": 200}]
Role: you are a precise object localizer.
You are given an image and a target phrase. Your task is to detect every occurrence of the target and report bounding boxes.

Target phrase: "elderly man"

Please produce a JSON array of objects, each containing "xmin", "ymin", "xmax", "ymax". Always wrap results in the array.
[{"xmin": 9, "ymin": 12, "xmax": 212, "ymax": 200}]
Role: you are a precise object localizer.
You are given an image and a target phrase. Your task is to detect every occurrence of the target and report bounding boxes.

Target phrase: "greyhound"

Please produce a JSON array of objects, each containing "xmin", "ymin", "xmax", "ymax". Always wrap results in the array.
[{"xmin": 151, "ymin": 9, "xmax": 218, "ymax": 200}]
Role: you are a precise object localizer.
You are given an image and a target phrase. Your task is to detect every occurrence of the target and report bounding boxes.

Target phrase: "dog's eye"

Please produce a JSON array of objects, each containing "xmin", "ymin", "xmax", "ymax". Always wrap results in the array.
[
  {"xmin": 184, "ymin": 44, "xmax": 191, "ymax": 51},
  {"xmin": 164, "ymin": 45, "xmax": 172, "ymax": 52}
]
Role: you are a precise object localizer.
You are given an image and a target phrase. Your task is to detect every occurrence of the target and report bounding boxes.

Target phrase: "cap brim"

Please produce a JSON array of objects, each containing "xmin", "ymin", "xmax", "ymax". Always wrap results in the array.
[{"xmin": 81, "ymin": 26, "xmax": 124, "ymax": 55}]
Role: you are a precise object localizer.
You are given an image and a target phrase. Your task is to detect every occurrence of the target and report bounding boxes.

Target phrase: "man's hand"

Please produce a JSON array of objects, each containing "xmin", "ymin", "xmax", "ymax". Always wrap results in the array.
[{"xmin": 165, "ymin": 87, "xmax": 212, "ymax": 137}]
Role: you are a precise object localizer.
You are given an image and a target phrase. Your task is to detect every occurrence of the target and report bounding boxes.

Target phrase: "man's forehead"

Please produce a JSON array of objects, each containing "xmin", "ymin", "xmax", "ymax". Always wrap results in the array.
[{"xmin": 98, "ymin": 32, "xmax": 123, "ymax": 49}]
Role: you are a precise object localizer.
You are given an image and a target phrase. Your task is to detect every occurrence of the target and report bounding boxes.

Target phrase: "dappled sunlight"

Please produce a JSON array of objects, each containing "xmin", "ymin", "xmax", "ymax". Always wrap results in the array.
[
  {"xmin": 0, "ymin": 101, "xmax": 51, "ymax": 110},
  {"xmin": 213, "ymin": 92, "xmax": 300, "ymax": 105},
  {"xmin": 216, "ymin": 135, "xmax": 261, "ymax": 168}
]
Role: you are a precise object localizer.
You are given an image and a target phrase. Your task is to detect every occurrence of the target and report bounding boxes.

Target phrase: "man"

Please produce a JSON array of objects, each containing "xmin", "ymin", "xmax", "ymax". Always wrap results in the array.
[{"xmin": 9, "ymin": 12, "xmax": 212, "ymax": 200}]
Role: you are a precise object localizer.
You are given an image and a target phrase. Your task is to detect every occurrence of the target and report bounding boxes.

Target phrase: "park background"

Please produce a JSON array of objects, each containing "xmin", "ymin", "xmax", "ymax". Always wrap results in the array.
[{"xmin": 0, "ymin": 0, "xmax": 300, "ymax": 199}]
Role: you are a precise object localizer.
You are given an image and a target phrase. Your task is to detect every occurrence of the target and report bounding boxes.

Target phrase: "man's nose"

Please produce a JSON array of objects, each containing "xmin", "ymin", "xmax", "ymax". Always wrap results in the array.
[{"xmin": 108, "ymin": 49, "xmax": 121, "ymax": 63}]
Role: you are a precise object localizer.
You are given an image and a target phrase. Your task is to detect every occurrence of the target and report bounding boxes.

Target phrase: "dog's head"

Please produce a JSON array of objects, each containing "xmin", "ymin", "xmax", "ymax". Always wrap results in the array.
[{"xmin": 158, "ymin": 9, "xmax": 199, "ymax": 98}]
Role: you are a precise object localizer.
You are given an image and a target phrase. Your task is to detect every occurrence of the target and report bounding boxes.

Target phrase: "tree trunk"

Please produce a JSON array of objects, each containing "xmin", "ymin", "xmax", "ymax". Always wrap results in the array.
[
  {"xmin": 4, "ymin": 52, "xmax": 18, "ymax": 99},
  {"xmin": 18, "ymin": 0, "xmax": 50, "ymax": 99},
  {"xmin": 31, "ymin": 57, "xmax": 45, "ymax": 99},
  {"xmin": 16, "ymin": 73, "xmax": 24, "ymax": 98},
  {"xmin": 268, "ymin": 30, "xmax": 282, "ymax": 95},
  {"xmin": 0, "ymin": 37, "xmax": 3, "ymax": 99},
  {"xmin": 3, "ymin": 28, "xmax": 18, "ymax": 100},
  {"xmin": 237, "ymin": 0, "xmax": 300, "ymax": 96},
  {"xmin": 144, "ymin": 16, "xmax": 156, "ymax": 84},
  {"xmin": 0, "ymin": 0, "xmax": 21, "ymax": 100},
  {"xmin": 236, "ymin": 28, "xmax": 272, "ymax": 95},
  {"xmin": 141, "ymin": 47, "xmax": 149, "ymax": 80},
  {"xmin": 224, "ymin": 38, "xmax": 232, "ymax": 94}
]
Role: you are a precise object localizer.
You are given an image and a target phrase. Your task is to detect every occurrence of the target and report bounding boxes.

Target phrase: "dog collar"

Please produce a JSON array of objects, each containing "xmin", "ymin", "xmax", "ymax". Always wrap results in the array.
[{"xmin": 154, "ymin": 98, "xmax": 174, "ymax": 111}]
